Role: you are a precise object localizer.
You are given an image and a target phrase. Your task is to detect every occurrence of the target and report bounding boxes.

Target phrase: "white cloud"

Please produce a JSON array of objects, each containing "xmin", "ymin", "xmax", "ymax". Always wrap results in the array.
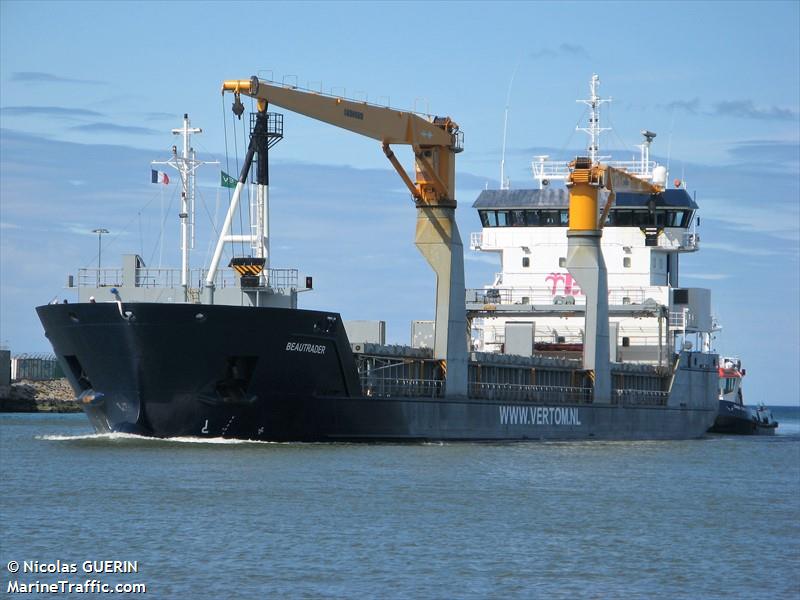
[
  {"xmin": 465, "ymin": 252, "xmax": 500, "ymax": 266},
  {"xmin": 681, "ymin": 272, "xmax": 731, "ymax": 281},
  {"xmin": 699, "ymin": 241, "xmax": 783, "ymax": 257},
  {"xmin": 699, "ymin": 195, "xmax": 800, "ymax": 243}
]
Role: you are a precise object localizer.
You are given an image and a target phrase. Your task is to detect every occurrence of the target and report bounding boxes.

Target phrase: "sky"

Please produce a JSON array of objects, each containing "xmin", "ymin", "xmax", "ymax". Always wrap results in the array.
[{"xmin": 1, "ymin": 1, "xmax": 798, "ymax": 405}]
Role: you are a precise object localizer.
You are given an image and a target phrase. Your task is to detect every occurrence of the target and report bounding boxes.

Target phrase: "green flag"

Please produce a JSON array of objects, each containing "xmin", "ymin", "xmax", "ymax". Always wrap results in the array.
[{"xmin": 221, "ymin": 171, "xmax": 237, "ymax": 189}]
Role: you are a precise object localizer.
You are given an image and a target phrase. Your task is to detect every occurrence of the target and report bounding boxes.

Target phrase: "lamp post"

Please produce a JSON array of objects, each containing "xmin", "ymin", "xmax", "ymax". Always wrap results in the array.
[{"xmin": 92, "ymin": 228, "xmax": 109, "ymax": 286}]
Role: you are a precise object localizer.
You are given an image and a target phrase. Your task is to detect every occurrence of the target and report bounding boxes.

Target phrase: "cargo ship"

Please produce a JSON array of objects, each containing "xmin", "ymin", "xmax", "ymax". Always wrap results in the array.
[{"xmin": 36, "ymin": 75, "xmax": 719, "ymax": 441}]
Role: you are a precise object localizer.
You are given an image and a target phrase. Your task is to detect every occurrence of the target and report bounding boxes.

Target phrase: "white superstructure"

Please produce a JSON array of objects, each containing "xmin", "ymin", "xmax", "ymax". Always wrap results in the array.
[{"xmin": 468, "ymin": 75, "xmax": 714, "ymax": 367}]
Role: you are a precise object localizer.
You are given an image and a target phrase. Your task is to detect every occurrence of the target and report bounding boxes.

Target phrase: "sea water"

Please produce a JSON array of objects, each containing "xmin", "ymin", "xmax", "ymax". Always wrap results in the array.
[{"xmin": 1, "ymin": 409, "xmax": 798, "ymax": 598}]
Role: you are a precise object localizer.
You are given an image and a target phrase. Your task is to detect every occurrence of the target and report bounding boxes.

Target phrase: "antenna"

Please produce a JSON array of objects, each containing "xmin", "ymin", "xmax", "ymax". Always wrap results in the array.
[
  {"xmin": 500, "ymin": 59, "xmax": 522, "ymax": 190},
  {"xmin": 666, "ymin": 105, "xmax": 676, "ymax": 176}
]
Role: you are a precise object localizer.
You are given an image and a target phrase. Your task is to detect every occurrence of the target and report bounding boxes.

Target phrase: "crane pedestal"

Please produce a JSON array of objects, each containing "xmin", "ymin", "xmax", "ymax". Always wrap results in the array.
[
  {"xmin": 566, "ymin": 230, "xmax": 611, "ymax": 404},
  {"xmin": 415, "ymin": 206, "xmax": 468, "ymax": 398}
]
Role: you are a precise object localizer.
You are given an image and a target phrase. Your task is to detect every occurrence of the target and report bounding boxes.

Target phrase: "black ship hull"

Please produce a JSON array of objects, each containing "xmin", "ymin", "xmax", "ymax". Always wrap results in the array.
[
  {"xmin": 38, "ymin": 302, "xmax": 361, "ymax": 441},
  {"xmin": 37, "ymin": 302, "xmax": 716, "ymax": 442},
  {"xmin": 708, "ymin": 400, "xmax": 777, "ymax": 435}
]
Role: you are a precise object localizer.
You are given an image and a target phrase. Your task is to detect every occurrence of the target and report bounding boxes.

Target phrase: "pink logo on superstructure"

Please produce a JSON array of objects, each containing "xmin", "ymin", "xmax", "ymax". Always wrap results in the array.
[{"xmin": 545, "ymin": 272, "xmax": 583, "ymax": 296}]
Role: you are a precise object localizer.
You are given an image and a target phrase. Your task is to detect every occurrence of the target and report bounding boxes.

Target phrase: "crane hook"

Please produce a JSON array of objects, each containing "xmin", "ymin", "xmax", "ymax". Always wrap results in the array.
[{"xmin": 232, "ymin": 92, "xmax": 245, "ymax": 120}]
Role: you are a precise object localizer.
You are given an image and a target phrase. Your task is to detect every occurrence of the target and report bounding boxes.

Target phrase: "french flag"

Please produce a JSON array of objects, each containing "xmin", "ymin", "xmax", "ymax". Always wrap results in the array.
[{"xmin": 151, "ymin": 169, "xmax": 170, "ymax": 185}]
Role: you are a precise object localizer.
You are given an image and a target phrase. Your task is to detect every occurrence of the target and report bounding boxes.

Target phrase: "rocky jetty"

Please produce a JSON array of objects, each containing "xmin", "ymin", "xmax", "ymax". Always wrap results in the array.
[{"xmin": 0, "ymin": 378, "xmax": 81, "ymax": 413}]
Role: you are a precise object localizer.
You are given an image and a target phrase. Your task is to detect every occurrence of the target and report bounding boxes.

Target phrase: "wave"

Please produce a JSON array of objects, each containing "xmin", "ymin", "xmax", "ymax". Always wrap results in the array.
[{"xmin": 36, "ymin": 432, "xmax": 280, "ymax": 445}]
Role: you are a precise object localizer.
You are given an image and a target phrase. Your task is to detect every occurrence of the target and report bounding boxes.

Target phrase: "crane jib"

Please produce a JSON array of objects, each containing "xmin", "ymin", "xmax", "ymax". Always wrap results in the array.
[
  {"xmin": 219, "ymin": 73, "xmax": 469, "ymax": 396},
  {"xmin": 343, "ymin": 109, "xmax": 364, "ymax": 121}
]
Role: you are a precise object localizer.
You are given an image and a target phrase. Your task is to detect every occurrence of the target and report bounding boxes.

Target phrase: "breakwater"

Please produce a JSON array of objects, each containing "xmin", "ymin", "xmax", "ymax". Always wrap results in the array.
[{"xmin": 0, "ymin": 379, "xmax": 80, "ymax": 413}]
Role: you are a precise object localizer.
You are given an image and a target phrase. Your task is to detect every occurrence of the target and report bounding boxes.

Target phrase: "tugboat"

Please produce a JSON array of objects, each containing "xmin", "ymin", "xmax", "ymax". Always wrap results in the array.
[
  {"xmin": 36, "ymin": 75, "xmax": 719, "ymax": 441},
  {"xmin": 708, "ymin": 358, "xmax": 778, "ymax": 434}
]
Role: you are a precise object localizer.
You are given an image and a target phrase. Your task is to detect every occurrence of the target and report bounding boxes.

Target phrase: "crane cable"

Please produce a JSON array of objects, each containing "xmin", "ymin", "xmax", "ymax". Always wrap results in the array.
[
  {"xmin": 604, "ymin": 102, "xmax": 633, "ymax": 159},
  {"xmin": 229, "ymin": 98, "xmax": 245, "ymax": 258},
  {"xmin": 220, "ymin": 93, "xmax": 236, "ymax": 266},
  {"xmin": 237, "ymin": 103, "xmax": 250, "ymax": 257},
  {"xmin": 553, "ymin": 106, "xmax": 588, "ymax": 162},
  {"xmin": 243, "ymin": 96, "xmax": 256, "ymax": 257}
]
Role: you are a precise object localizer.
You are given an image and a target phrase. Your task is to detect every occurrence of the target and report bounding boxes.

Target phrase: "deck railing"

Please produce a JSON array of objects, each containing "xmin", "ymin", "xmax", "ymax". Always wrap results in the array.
[
  {"xmin": 470, "ymin": 382, "xmax": 592, "ymax": 404},
  {"xmin": 466, "ymin": 286, "xmax": 667, "ymax": 307},
  {"xmin": 360, "ymin": 376, "xmax": 444, "ymax": 399},
  {"xmin": 357, "ymin": 375, "xmax": 670, "ymax": 406},
  {"xmin": 77, "ymin": 267, "xmax": 298, "ymax": 290},
  {"xmin": 612, "ymin": 389, "xmax": 669, "ymax": 406},
  {"xmin": 531, "ymin": 158, "xmax": 658, "ymax": 182},
  {"xmin": 657, "ymin": 231, "xmax": 700, "ymax": 251}
]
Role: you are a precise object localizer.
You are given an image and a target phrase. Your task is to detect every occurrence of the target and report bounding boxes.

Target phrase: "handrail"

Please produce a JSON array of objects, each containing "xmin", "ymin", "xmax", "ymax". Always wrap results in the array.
[
  {"xmin": 77, "ymin": 267, "xmax": 299, "ymax": 290},
  {"xmin": 361, "ymin": 376, "xmax": 444, "ymax": 399},
  {"xmin": 532, "ymin": 158, "xmax": 658, "ymax": 182},
  {"xmin": 469, "ymin": 382, "xmax": 592, "ymax": 403},
  {"xmin": 612, "ymin": 389, "xmax": 669, "ymax": 406},
  {"xmin": 657, "ymin": 231, "xmax": 700, "ymax": 251},
  {"xmin": 466, "ymin": 286, "xmax": 668, "ymax": 307},
  {"xmin": 469, "ymin": 231, "xmax": 483, "ymax": 250}
]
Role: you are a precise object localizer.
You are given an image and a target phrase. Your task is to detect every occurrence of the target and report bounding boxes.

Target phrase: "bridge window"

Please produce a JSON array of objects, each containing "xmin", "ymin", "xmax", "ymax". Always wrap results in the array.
[
  {"xmin": 479, "ymin": 208, "xmax": 571, "ymax": 227},
  {"xmin": 479, "ymin": 211, "xmax": 497, "ymax": 227},
  {"xmin": 612, "ymin": 210, "xmax": 633, "ymax": 226},
  {"xmin": 633, "ymin": 211, "xmax": 652, "ymax": 227},
  {"xmin": 665, "ymin": 210, "xmax": 679, "ymax": 227},
  {"xmin": 605, "ymin": 208, "xmax": 694, "ymax": 228},
  {"xmin": 540, "ymin": 210, "xmax": 559, "ymax": 225}
]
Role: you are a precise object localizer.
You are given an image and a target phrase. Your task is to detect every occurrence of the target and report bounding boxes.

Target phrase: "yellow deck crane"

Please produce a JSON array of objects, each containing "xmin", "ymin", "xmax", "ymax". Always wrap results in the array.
[
  {"xmin": 565, "ymin": 158, "xmax": 663, "ymax": 403},
  {"xmin": 217, "ymin": 77, "xmax": 468, "ymax": 397}
]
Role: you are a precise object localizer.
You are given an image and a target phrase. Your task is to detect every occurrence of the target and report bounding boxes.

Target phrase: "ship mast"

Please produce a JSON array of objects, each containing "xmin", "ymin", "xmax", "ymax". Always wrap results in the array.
[
  {"xmin": 532, "ymin": 74, "xmax": 617, "ymax": 188},
  {"xmin": 576, "ymin": 74, "xmax": 611, "ymax": 165},
  {"xmin": 152, "ymin": 114, "xmax": 218, "ymax": 301}
]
